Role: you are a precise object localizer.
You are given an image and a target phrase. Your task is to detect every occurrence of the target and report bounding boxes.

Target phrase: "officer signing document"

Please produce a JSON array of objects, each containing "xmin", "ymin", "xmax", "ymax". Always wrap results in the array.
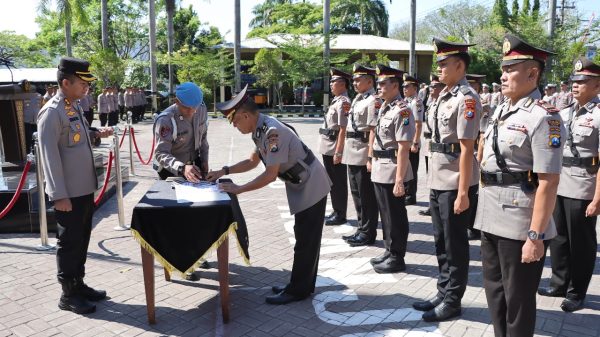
[{"xmin": 207, "ymin": 85, "xmax": 331, "ymax": 305}]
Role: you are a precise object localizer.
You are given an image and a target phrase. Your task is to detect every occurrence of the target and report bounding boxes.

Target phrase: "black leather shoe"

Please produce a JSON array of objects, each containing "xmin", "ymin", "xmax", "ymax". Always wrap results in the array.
[
  {"xmin": 271, "ymin": 285, "xmax": 286, "ymax": 294},
  {"xmin": 325, "ymin": 217, "xmax": 347, "ymax": 226},
  {"xmin": 199, "ymin": 260, "xmax": 210, "ymax": 269},
  {"xmin": 560, "ymin": 298, "xmax": 584, "ymax": 312},
  {"xmin": 58, "ymin": 279, "xmax": 96, "ymax": 314},
  {"xmin": 422, "ymin": 302, "xmax": 461, "ymax": 322},
  {"xmin": 412, "ymin": 295, "xmax": 444, "ymax": 311},
  {"xmin": 370, "ymin": 251, "xmax": 391, "ymax": 265},
  {"xmin": 346, "ymin": 235, "xmax": 375, "ymax": 247},
  {"xmin": 342, "ymin": 232, "xmax": 359, "ymax": 241},
  {"xmin": 418, "ymin": 208, "xmax": 431, "ymax": 216},
  {"xmin": 76, "ymin": 279, "xmax": 107, "ymax": 301},
  {"xmin": 373, "ymin": 256, "xmax": 406, "ymax": 273},
  {"xmin": 265, "ymin": 292, "xmax": 307, "ymax": 305},
  {"xmin": 184, "ymin": 272, "xmax": 200, "ymax": 281},
  {"xmin": 537, "ymin": 286, "xmax": 566, "ymax": 297},
  {"xmin": 467, "ymin": 228, "xmax": 481, "ymax": 240},
  {"xmin": 405, "ymin": 197, "xmax": 417, "ymax": 206},
  {"xmin": 325, "ymin": 211, "xmax": 336, "ymax": 220}
]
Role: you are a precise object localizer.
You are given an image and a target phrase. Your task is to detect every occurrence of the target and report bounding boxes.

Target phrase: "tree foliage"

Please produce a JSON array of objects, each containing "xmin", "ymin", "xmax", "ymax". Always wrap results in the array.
[
  {"xmin": 0, "ymin": 31, "xmax": 52, "ymax": 68},
  {"xmin": 247, "ymin": 2, "xmax": 322, "ymax": 38},
  {"xmin": 330, "ymin": 0, "xmax": 389, "ymax": 37}
]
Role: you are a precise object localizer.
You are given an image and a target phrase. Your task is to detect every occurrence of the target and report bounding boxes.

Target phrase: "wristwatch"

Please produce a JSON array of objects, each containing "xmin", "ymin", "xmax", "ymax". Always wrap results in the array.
[
  {"xmin": 527, "ymin": 230, "xmax": 545, "ymax": 240},
  {"xmin": 177, "ymin": 164, "xmax": 185, "ymax": 176},
  {"xmin": 222, "ymin": 165, "xmax": 230, "ymax": 175}
]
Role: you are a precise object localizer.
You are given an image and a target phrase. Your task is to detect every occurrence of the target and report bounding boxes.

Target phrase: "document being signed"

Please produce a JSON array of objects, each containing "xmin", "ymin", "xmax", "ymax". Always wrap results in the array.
[{"xmin": 173, "ymin": 181, "xmax": 231, "ymax": 203}]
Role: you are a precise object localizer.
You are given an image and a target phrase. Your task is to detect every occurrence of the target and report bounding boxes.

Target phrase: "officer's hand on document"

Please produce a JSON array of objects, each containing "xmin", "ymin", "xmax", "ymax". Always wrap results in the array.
[
  {"xmin": 183, "ymin": 164, "xmax": 203, "ymax": 183},
  {"xmin": 206, "ymin": 169, "xmax": 224, "ymax": 182},
  {"xmin": 218, "ymin": 181, "xmax": 241, "ymax": 194}
]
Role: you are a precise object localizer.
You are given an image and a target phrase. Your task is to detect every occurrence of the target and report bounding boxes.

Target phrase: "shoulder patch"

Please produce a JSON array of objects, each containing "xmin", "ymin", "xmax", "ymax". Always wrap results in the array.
[
  {"xmin": 400, "ymin": 108, "xmax": 411, "ymax": 118},
  {"xmin": 159, "ymin": 125, "xmax": 172, "ymax": 139},
  {"xmin": 266, "ymin": 127, "xmax": 279, "ymax": 153},
  {"xmin": 459, "ymin": 85, "xmax": 472, "ymax": 96},
  {"xmin": 374, "ymin": 99, "xmax": 382, "ymax": 110},
  {"xmin": 537, "ymin": 100, "xmax": 559, "ymax": 114},
  {"xmin": 464, "ymin": 98, "xmax": 476, "ymax": 119},
  {"xmin": 342, "ymin": 101, "xmax": 351, "ymax": 115}
]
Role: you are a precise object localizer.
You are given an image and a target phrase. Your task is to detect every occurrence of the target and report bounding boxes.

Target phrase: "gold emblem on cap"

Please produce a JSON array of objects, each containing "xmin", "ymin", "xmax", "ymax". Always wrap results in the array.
[
  {"xmin": 376, "ymin": 67, "xmax": 381, "ymax": 75},
  {"xmin": 353, "ymin": 64, "xmax": 358, "ymax": 72},
  {"xmin": 403, "ymin": 73, "xmax": 408, "ymax": 81},
  {"xmin": 575, "ymin": 60, "xmax": 583, "ymax": 71},
  {"xmin": 73, "ymin": 133, "xmax": 81, "ymax": 143},
  {"xmin": 330, "ymin": 69, "xmax": 334, "ymax": 76},
  {"xmin": 502, "ymin": 39, "xmax": 511, "ymax": 54}
]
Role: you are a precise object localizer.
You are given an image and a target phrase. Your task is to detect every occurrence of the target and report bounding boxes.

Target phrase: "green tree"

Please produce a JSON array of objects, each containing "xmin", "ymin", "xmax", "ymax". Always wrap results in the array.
[
  {"xmin": 330, "ymin": 0, "xmax": 389, "ymax": 37},
  {"xmin": 491, "ymin": 0, "xmax": 510, "ymax": 28},
  {"xmin": 250, "ymin": 48, "xmax": 285, "ymax": 109},
  {"xmin": 247, "ymin": 2, "xmax": 322, "ymax": 38},
  {"xmin": 521, "ymin": 0, "xmax": 530, "ymax": 17},
  {"xmin": 531, "ymin": 0, "xmax": 540, "ymax": 20},
  {"xmin": 511, "ymin": 0, "xmax": 519, "ymax": 18},
  {"xmin": 0, "ymin": 31, "xmax": 52, "ymax": 68},
  {"xmin": 249, "ymin": 0, "xmax": 292, "ymax": 29},
  {"xmin": 38, "ymin": 0, "xmax": 90, "ymax": 57}
]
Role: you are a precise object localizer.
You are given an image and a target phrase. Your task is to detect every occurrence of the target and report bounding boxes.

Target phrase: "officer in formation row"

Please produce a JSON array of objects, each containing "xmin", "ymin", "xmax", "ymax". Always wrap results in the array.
[{"xmin": 124, "ymin": 87, "xmax": 147, "ymax": 123}]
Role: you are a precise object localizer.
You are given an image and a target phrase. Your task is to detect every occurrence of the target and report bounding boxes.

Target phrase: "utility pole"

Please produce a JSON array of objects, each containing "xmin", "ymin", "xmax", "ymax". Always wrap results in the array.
[
  {"xmin": 323, "ymin": 0, "xmax": 331, "ymax": 111},
  {"xmin": 149, "ymin": 0, "xmax": 158, "ymax": 114},
  {"xmin": 409, "ymin": 0, "xmax": 416, "ymax": 76},
  {"xmin": 234, "ymin": 0, "xmax": 241, "ymax": 93},
  {"xmin": 546, "ymin": 0, "xmax": 557, "ymax": 78}
]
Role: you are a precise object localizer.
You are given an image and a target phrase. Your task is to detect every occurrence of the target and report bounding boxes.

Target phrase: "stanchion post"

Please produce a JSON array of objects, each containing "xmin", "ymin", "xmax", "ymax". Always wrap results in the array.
[
  {"xmin": 127, "ymin": 111, "xmax": 135, "ymax": 176},
  {"xmin": 112, "ymin": 127, "xmax": 130, "ymax": 231},
  {"xmin": 32, "ymin": 133, "xmax": 55, "ymax": 251}
]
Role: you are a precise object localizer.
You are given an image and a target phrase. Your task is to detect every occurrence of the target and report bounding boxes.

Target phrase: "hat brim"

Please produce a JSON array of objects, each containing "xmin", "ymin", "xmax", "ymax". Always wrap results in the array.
[
  {"xmin": 353, "ymin": 73, "xmax": 374, "ymax": 80},
  {"xmin": 570, "ymin": 74, "xmax": 596, "ymax": 81},
  {"xmin": 77, "ymin": 74, "xmax": 97, "ymax": 82}
]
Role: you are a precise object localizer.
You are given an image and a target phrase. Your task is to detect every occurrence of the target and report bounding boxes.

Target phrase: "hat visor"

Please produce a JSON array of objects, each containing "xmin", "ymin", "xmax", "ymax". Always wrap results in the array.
[
  {"xmin": 353, "ymin": 74, "xmax": 373, "ymax": 80},
  {"xmin": 77, "ymin": 74, "xmax": 97, "ymax": 82},
  {"xmin": 569, "ymin": 74, "xmax": 595, "ymax": 81}
]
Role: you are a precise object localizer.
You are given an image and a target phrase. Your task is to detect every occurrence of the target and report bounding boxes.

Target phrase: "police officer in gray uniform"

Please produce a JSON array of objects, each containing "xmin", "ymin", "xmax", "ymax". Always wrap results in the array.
[
  {"xmin": 37, "ymin": 57, "xmax": 113, "ymax": 314},
  {"xmin": 368, "ymin": 65, "xmax": 414, "ymax": 274},
  {"xmin": 319, "ymin": 68, "xmax": 351, "ymax": 226},
  {"xmin": 97, "ymin": 87, "xmax": 110, "ymax": 127},
  {"xmin": 153, "ymin": 82, "xmax": 210, "ymax": 279},
  {"xmin": 208, "ymin": 85, "xmax": 330, "ymax": 305},
  {"xmin": 153, "ymin": 82, "xmax": 209, "ymax": 181},
  {"xmin": 412, "ymin": 38, "xmax": 480, "ymax": 322},
  {"xmin": 538, "ymin": 57, "xmax": 600, "ymax": 313},
  {"xmin": 23, "ymin": 86, "xmax": 42, "ymax": 153},
  {"xmin": 79, "ymin": 91, "xmax": 93, "ymax": 126},
  {"xmin": 341, "ymin": 64, "xmax": 380, "ymax": 247},
  {"xmin": 474, "ymin": 34, "xmax": 563, "ymax": 337},
  {"xmin": 402, "ymin": 74, "xmax": 424, "ymax": 205}
]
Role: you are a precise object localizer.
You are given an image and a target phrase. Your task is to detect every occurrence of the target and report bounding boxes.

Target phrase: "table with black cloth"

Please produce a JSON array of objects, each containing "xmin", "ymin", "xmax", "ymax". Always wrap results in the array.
[{"xmin": 130, "ymin": 180, "xmax": 250, "ymax": 324}]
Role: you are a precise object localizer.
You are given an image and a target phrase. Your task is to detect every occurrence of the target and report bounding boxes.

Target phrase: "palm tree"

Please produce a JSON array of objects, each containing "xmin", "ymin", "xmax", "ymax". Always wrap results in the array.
[
  {"xmin": 38, "ymin": 0, "xmax": 89, "ymax": 56},
  {"xmin": 249, "ymin": 0, "xmax": 291, "ymax": 28},
  {"xmin": 331, "ymin": 0, "xmax": 389, "ymax": 37}
]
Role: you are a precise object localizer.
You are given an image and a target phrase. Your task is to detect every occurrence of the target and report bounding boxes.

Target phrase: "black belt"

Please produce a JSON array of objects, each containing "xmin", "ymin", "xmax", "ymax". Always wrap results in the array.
[
  {"xmin": 346, "ymin": 131, "xmax": 368, "ymax": 142},
  {"xmin": 562, "ymin": 156, "xmax": 598, "ymax": 168},
  {"xmin": 480, "ymin": 171, "xmax": 535, "ymax": 186},
  {"xmin": 373, "ymin": 149, "xmax": 397, "ymax": 160},
  {"xmin": 278, "ymin": 150, "xmax": 316, "ymax": 184},
  {"xmin": 430, "ymin": 142, "xmax": 461, "ymax": 154},
  {"xmin": 319, "ymin": 128, "xmax": 339, "ymax": 137},
  {"xmin": 424, "ymin": 131, "xmax": 432, "ymax": 139}
]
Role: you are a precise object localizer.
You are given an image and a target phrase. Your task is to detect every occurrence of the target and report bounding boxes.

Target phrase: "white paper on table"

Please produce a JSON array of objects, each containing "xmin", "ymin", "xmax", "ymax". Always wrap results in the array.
[{"xmin": 173, "ymin": 181, "xmax": 231, "ymax": 203}]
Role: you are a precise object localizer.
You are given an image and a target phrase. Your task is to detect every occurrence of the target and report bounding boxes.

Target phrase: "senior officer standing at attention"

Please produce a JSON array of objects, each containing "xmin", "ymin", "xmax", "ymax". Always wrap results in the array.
[
  {"xmin": 207, "ymin": 85, "xmax": 330, "ymax": 305},
  {"xmin": 402, "ymin": 74, "xmax": 424, "ymax": 205},
  {"xmin": 341, "ymin": 64, "xmax": 380, "ymax": 247},
  {"xmin": 538, "ymin": 57, "xmax": 600, "ymax": 313},
  {"xmin": 319, "ymin": 69, "xmax": 351, "ymax": 226},
  {"xmin": 474, "ymin": 34, "xmax": 563, "ymax": 337},
  {"xmin": 152, "ymin": 81, "xmax": 210, "ymax": 280},
  {"xmin": 37, "ymin": 57, "xmax": 113, "ymax": 314},
  {"xmin": 412, "ymin": 38, "xmax": 481, "ymax": 322},
  {"xmin": 368, "ymin": 65, "xmax": 415, "ymax": 274}
]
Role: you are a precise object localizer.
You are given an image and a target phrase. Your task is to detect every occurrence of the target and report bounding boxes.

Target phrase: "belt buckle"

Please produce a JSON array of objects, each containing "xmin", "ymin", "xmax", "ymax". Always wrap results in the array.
[{"xmin": 495, "ymin": 172, "xmax": 503, "ymax": 184}]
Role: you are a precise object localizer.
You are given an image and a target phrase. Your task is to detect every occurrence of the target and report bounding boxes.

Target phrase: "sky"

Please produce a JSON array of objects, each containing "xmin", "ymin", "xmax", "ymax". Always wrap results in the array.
[{"xmin": 0, "ymin": 0, "xmax": 597, "ymax": 42}]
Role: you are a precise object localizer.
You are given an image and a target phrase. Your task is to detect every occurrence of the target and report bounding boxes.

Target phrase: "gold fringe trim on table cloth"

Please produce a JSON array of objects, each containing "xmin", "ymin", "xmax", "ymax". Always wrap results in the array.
[{"xmin": 131, "ymin": 221, "xmax": 250, "ymax": 278}]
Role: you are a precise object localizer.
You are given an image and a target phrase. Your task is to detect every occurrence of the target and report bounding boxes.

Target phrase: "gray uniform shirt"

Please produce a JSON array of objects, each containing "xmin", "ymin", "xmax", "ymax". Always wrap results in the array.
[
  {"xmin": 405, "ymin": 95, "xmax": 424, "ymax": 122},
  {"xmin": 37, "ymin": 90, "xmax": 97, "ymax": 201},
  {"xmin": 79, "ymin": 94, "xmax": 91, "ymax": 112},
  {"xmin": 427, "ymin": 77, "xmax": 481, "ymax": 190},
  {"xmin": 318, "ymin": 93, "xmax": 350, "ymax": 156},
  {"xmin": 97, "ymin": 94, "xmax": 109, "ymax": 114},
  {"xmin": 342, "ymin": 88, "xmax": 378, "ymax": 166},
  {"xmin": 556, "ymin": 91, "xmax": 573, "ymax": 110},
  {"xmin": 112, "ymin": 93, "xmax": 118, "ymax": 110},
  {"xmin": 154, "ymin": 104, "xmax": 209, "ymax": 175},
  {"xmin": 475, "ymin": 89, "xmax": 564, "ymax": 241},
  {"xmin": 557, "ymin": 97, "xmax": 600, "ymax": 200},
  {"xmin": 23, "ymin": 93, "xmax": 42, "ymax": 124},
  {"xmin": 253, "ymin": 114, "xmax": 330, "ymax": 214},
  {"xmin": 543, "ymin": 94, "xmax": 557, "ymax": 107},
  {"xmin": 371, "ymin": 94, "xmax": 415, "ymax": 184},
  {"xmin": 118, "ymin": 92, "xmax": 124, "ymax": 106},
  {"xmin": 124, "ymin": 92, "xmax": 133, "ymax": 108}
]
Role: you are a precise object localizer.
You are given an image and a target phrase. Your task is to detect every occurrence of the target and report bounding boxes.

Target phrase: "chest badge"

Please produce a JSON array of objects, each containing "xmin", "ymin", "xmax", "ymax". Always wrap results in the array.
[{"xmin": 73, "ymin": 132, "xmax": 81, "ymax": 143}]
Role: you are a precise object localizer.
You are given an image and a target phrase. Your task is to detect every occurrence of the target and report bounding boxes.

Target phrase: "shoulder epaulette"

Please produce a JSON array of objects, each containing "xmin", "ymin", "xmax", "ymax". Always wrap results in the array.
[
  {"xmin": 536, "ymin": 100, "xmax": 559, "ymax": 114},
  {"xmin": 459, "ymin": 85, "xmax": 472, "ymax": 96}
]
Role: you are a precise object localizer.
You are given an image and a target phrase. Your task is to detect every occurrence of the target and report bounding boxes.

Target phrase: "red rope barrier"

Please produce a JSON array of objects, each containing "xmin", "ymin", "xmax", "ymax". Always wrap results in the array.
[
  {"xmin": 0, "ymin": 161, "xmax": 32, "ymax": 220},
  {"xmin": 129, "ymin": 127, "xmax": 155, "ymax": 165},
  {"xmin": 119, "ymin": 129, "xmax": 127, "ymax": 149},
  {"xmin": 94, "ymin": 151, "xmax": 114, "ymax": 206}
]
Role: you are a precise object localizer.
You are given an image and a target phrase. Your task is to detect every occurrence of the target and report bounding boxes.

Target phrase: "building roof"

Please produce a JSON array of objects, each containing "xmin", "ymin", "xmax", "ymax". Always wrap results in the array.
[
  {"xmin": 0, "ymin": 68, "xmax": 57, "ymax": 84},
  {"xmin": 221, "ymin": 34, "xmax": 434, "ymax": 55}
]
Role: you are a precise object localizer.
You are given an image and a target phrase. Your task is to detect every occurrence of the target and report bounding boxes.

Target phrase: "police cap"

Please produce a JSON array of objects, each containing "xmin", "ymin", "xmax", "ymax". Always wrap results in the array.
[
  {"xmin": 58, "ymin": 57, "xmax": 97, "ymax": 82},
  {"xmin": 570, "ymin": 57, "xmax": 600, "ymax": 81},
  {"xmin": 501, "ymin": 34, "xmax": 555, "ymax": 67},
  {"xmin": 216, "ymin": 84, "xmax": 250, "ymax": 123}
]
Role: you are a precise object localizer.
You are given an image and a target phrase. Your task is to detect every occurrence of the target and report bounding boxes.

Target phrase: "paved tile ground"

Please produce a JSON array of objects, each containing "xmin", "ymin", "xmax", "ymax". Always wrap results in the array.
[{"xmin": 1, "ymin": 117, "xmax": 599, "ymax": 337}]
